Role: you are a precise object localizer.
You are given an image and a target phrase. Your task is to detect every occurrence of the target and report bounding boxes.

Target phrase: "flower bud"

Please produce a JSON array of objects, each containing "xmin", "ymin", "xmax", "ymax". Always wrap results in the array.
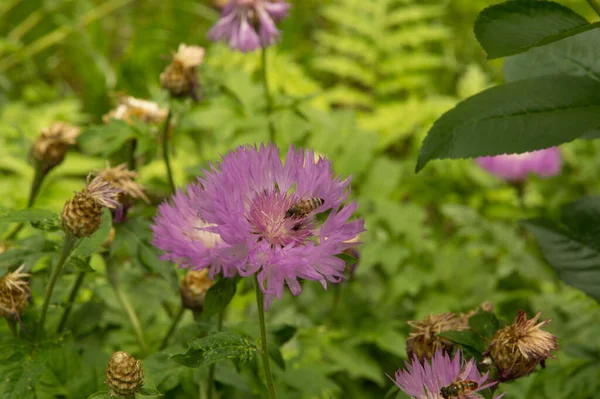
[
  {"xmin": 103, "ymin": 96, "xmax": 168, "ymax": 125},
  {"xmin": 485, "ymin": 310, "xmax": 558, "ymax": 382},
  {"xmin": 180, "ymin": 269, "xmax": 214, "ymax": 313},
  {"xmin": 105, "ymin": 351, "xmax": 144, "ymax": 397},
  {"xmin": 98, "ymin": 163, "xmax": 149, "ymax": 206},
  {"xmin": 61, "ymin": 175, "xmax": 121, "ymax": 238},
  {"xmin": 406, "ymin": 312, "xmax": 469, "ymax": 360},
  {"xmin": 0, "ymin": 265, "xmax": 31, "ymax": 319},
  {"xmin": 160, "ymin": 44, "xmax": 205, "ymax": 101},
  {"xmin": 31, "ymin": 122, "xmax": 80, "ymax": 174}
]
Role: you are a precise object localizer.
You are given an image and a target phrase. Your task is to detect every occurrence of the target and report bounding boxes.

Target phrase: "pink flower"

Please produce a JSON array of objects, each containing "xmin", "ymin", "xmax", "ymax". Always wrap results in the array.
[
  {"xmin": 391, "ymin": 350, "xmax": 504, "ymax": 399},
  {"xmin": 152, "ymin": 144, "xmax": 364, "ymax": 308},
  {"xmin": 476, "ymin": 147, "xmax": 561, "ymax": 182},
  {"xmin": 208, "ymin": 0, "xmax": 291, "ymax": 53}
]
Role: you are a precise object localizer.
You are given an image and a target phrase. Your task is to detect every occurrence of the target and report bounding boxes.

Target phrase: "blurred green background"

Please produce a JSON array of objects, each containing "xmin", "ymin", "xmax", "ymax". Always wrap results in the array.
[{"xmin": 1, "ymin": 1, "xmax": 600, "ymax": 398}]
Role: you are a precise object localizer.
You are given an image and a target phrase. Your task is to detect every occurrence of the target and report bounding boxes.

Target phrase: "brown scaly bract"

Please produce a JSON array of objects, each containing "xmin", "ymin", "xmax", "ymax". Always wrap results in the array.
[
  {"xmin": 485, "ymin": 310, "xmax": 558, "ymax": 382},
  {"xmin": 160, "ymin": 44, "xmax": 205, "ymax": 101},
  {"xmin": 31, "ymin": 122, "xmax": 80, "ymax": 173},
  {"xmin": 61, "ymin": 174, "xmax": 122, "ymax": 238},
  {"xmin": 180, "ymin": 269, "xmax": 215, "ymax": 314},
  {"xmin": 105, "ymin": 351, "xmax": 144, "ymax": 398},
  {"xmin": 0, "ymin": 265, "xmax": 31, "ymax": 319},
  {"xmin": 97, "ymin": 163, "xmax": 150, "ymax": 204}
]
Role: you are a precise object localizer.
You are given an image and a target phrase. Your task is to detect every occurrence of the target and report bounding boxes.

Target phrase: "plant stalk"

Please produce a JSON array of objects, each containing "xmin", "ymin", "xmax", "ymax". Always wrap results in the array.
[
  {"xmin": 206, "ymin": 310, "xmax": 225, "ymax": 399},
  {"xmin": 4, "ymin": 165, "xmax": 46, "ymax": 241},
  {"xmin": 36, "ymin": 234, "xmax": 77, "ymax": 342},
  {"xmin": 261, "ymin": 47, "xmax": 276, "ymax": 143},
  {"xmin": 587, "ymin": 0, "xmax": 600, "ymax": 17},
  {"xmin": 57, "ymin": 270, "xmax": 87, "ymax": 333},
  {"xmin": 161, "ymin": 109, "xmax": 176, "ymax": 193},
  {"xmin": 159, "ymin": 306, "xmax": 185, "ymax": 350},
  {"xmin": 106, "ymin": 257, "xmax": 149, "ymax": 356},
  {"xmin": 128, "ymin": 138, "xmax": 137, "ymax": 171},
  {"xmin": 6, "ymin": 317, "xmax": 17, "ymax": 337},
  {"xmin": 254, "ymin": 275, "xmax": 277, "ymax": 399}
]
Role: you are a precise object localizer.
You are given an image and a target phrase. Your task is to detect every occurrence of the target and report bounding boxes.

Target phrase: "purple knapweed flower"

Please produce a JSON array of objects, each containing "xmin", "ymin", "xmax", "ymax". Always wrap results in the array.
[
  {"xmin": 208, "ymin": 0, "xmax": 291, "ymax": 53},
  {"xmin": 391, "ymin": 350, "xmax": 503, "ymax": 399},
  {"xmin": 152, "ymin": 144, "xmax": 364, "ymax": 308},
  {"xmin": 476, "ymin": 147, "xmax": 561, "ymax": 182}
]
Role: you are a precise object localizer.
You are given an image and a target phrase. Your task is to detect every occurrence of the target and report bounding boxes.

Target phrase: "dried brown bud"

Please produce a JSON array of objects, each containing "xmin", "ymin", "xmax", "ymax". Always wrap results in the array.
[
  {"xmin": 105, "ymin": 351, "xmax": 144, "ymax": 397},
  {"xmin": 180, "ymin": 269, "xmax": 214, "ymax": 313},
  {"xmin": 103, "ymin": 96, "xmax": 168, "ymax": 125},
  {"xmin": 0, "ymin": 265, "xmax": 31, "ymax": 319},
  {"xmin": 160, "ymin": 44, "xmax": 205, "ymax": 100},
  {"xmin": 97, "ymin": 163, "xmax": 149, "ymax": 204},
  {"xmin": 406, "ymin": 312, "xmax": 469, "ymax": 360},
  {"xmin": 31, "ymin": 122, "xmax": 80, "ymax": 173},
  {"xmin": 61, "ymin": 175, "xmax": 121, "ymax": 238},
  {"xmin": 485, "ymin": 310, "xmax": 558, "ymax": 382}
]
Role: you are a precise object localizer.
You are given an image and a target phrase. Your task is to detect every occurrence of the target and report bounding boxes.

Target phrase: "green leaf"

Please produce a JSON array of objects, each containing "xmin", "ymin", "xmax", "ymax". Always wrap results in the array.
[
  {"xmin": 272, "ymin": 325, "xmax": 297, "ymax": 346},
  {"xmin": 138, "ymin": 387, "xmax": 163, "ymax": 397},
  {"xmin": 468, "ymin": 311, "xmax": 500, "ymax": 340},
  {"xmin": 86, "ymin": 391, "xmax": 111, "ymax": 399},
  {"xmin": 268, "ymin": 344, "xmax": 286, "ymax": 370},
  {"xmin": 77, "ymin": 120, "xmax": 135, "ymax": 156},
  {"xmin": 438, "ymin": 330, "xmax": 486, "ymax": 355},
  {"xmin": 474, "ymin": 0, "xmax": 593, "ymax": 59},
  {"xmin": 416, "ymin": 75, "xmax": 600, "ymax": 171},
  {"xmin": 170, "ymin": 332, "xmax": 256, "ymax": 368},
  {"xmin": 72, "ymin": 208, "xmax": 111, "ymax": 258},
  {"xmin": 203, "ymin": 277, "xmax": 238, "ymax": 319},
  {"xmin": 523, "ymin": 207, "xmax": 600, "ymax": 303},
  {"xmin": 0, "ymin": 208, "xmax": 59, "ymax": 224},
  {"xmin": 67, "ymin": 256, "xmax": 95, "ymax": 273},
  {"xmin": 0, "ymin": 353, "xmax": 48, "ymax": 399}
]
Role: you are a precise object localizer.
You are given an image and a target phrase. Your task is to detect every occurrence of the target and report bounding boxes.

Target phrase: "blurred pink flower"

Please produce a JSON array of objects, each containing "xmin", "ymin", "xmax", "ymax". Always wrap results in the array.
[{"xmin": 476, "ymin": 147, "xmax": 561, "ymax": 182}]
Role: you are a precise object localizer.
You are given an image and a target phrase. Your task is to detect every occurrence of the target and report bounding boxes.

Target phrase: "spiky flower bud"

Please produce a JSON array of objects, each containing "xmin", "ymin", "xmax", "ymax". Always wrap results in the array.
[
  {"xmin": 485, "ymin": 310, "xmax": 558, "ymax": 382},
  {"xmin": 98, "ymin": 163, "xmax": 150, "ymax": 204},
  {"xmin": 406, "ymin": 312, "xmax": 469, "ymax": 360},
  {"xmin": 31, "ymin": 122, "xmax": 80, "ymax": 173},
  {"xmin": 0, "ymin": 265, "xmax": 31, "ymax": 319},
  {"xmin": 160, "ymin": 44, "xmax": 205, "ymax": 101},
  {"xmin": 105, "ymin": 351, "xmax": 144, "ymax": 398},
  {"xmin": 103, "ymin": 96, "xmax": 168, "ymax": 125},
  {"xmin": 61, "ymin": 175, "xmax": 122, "ymax": 238},
  {"xmin": 180, "ymin": 269, "xmax": 214, "ymax": 313}
]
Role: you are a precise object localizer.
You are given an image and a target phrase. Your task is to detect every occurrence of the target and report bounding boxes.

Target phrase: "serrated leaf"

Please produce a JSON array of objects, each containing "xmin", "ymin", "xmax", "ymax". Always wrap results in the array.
[
  {"xmin": 77, "ymin": 120, "xmax": 135, "ymax": 156},
  {"xmin": 203, "ymin": 278, "xmax": 238, "ymax": 319},
  {"xmin": 86, "ymin": 391, "xmax": 111, "ymax": 399},
  {"xmin": 67, "ymin": 256, "xmax": 95, "ymax": 273},
  {"xmin": 72, "ymin": 208, "xmax": 111, "ymax": 258},
  {"xmin": 438, "ymin": 330, "xmax": 486, "ymax": 355},
  {"xmin": 474, "ymin": 0, "xmax": 594, "ymax": 59},
  {"xmin": 523, "ymin": 216, "xmax": 600, "ymax": 303},
  {"xmin": 468, "ymin": 312, "xmax": 500, "ymax": 340},
  {"xmin": 416, "ymin": 75, "xmax": 600, "ymax": 172},
  {"xmin": 0, "ymin": 354, "xmax": 48, "ymax": 399},
  {"xmin": 170, "ymin": 332, "xmax": 256, "ymax": 368},
  {"xmin": 0, "ymin": 208, "xmax": 58, "ymax": 224},
  {"xmin": 138, "ymin": 387, "xmax": 163, "ymax": 397}
]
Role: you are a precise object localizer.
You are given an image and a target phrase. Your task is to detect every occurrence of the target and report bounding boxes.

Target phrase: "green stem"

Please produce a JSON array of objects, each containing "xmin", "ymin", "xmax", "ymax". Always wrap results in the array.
[
  {"xmin": 57, "ymin": 270, "xmax": 87, "ymax": 333},
  {"xmin": 4, "ymin": 165, "xmax": 45, "ymax": 241},
  {"xmin": 36, "ymin": 234, "xmax": 77, "ymax": 342},
  {"xmin": 159, "ymin": 306, "xmax": 185, "ymax": 350},
  {"xmin": 106, "ymin": 258, "xmax": 149, "ymax": 356},
  {"xmin": 128, "ymin": 138, "xmax": 137, "ymax": 171},
  {"xmin": 162, "ymin": 109, "xmax": 176, "ymax": 193},
  {"xmin": 6, "ymin": 317, "xmax": 17, "ymax": 337},
  {"xmin": 206, "ymin": 311, "xmax": 225, "ymax": 399},
  {"xmin": 254, "ymin": 275, "xmax": 277, "ymax": 399},
  {"xmin": 261, "ymin": 47, "xmax": 275, "ymax": 143},
  {"xmin": 587, "ymin": 0, "xmax": 600, "ymax": 17}
]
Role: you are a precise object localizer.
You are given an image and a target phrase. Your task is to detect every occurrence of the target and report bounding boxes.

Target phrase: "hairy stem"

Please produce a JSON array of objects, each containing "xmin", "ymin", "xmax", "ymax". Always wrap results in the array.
[
  {"xmin": 106, "ymin": 257, "xmax": 149, "ymax": 356},
  {"xmin": 587, "ymin": 0, "xmax": 600, "ymax": 17},
  {"xmin": 56, "ymin": 269, "xmax": 87, "ymax": 333},
  {"xmin": 36, "ymin": 234, "xmax": 77, "ymax": 342},
  {"xmin": 162, "ymin": 109, "xmax": 176, "ymax": 193},
  {"xmin": 207, "ymin": 310, "xmax": 225, "ymax": 399},
  {"xmin": 159, "ymin": 306, "xmax": 185, "ymax": 350},
  {"xmin": 254, "ymin": 275, "xmax": 277, "ymax": 399},
  {"xmin": 261, "ymin": 47, "xmax": 276, "ymax": 143},
  {"xmin": 4, "ymin": 165, "xmax": 46, "ymax": 241}
]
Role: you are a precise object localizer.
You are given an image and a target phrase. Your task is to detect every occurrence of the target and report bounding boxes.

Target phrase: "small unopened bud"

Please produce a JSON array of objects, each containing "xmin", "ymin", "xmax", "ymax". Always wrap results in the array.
[
  {"xmin": 180, "ymin": 269, "xmax": 214, "ymax": 313},
  {"xmin": 61, "ymin": 175, "xmax": 121, "ymax": 238},
  {"xmin": 105, "ymin": 351, "xmax": 144, "ymax": 397},
  {"xmin": 485, "ymin": 310, "xmax": 558, "ymax": 382},
  {"xmin": 406, "ymin": 312, "xmax": 469, "ymax": 360},
  {"xmin": 160, "ymin": 44, "xmax": 205, "ymax": 101},
  {"xmin": 0, "ymin": 265, "xmax": 31, "ymax": 319},
  {"xmin": 31, "ymin": 122, "xmax": 80, "ymax": 174},
  {"xmin": 103, "ymin": 96, "xmax": 168, "ymax": 125}
]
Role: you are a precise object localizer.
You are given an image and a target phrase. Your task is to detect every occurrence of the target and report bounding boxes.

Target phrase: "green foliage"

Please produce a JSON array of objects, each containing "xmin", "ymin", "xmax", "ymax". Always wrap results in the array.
[
  {"xmin": 203, "ymin": 277, "xmax": 238, "ymax": 319},
  {"xmin": 171, "ymin": 332, "xmax": 256, "ymax": 368},
  {"xmin": 474, "ymin": 0, "xmax": 595, "ymax": 59}
]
